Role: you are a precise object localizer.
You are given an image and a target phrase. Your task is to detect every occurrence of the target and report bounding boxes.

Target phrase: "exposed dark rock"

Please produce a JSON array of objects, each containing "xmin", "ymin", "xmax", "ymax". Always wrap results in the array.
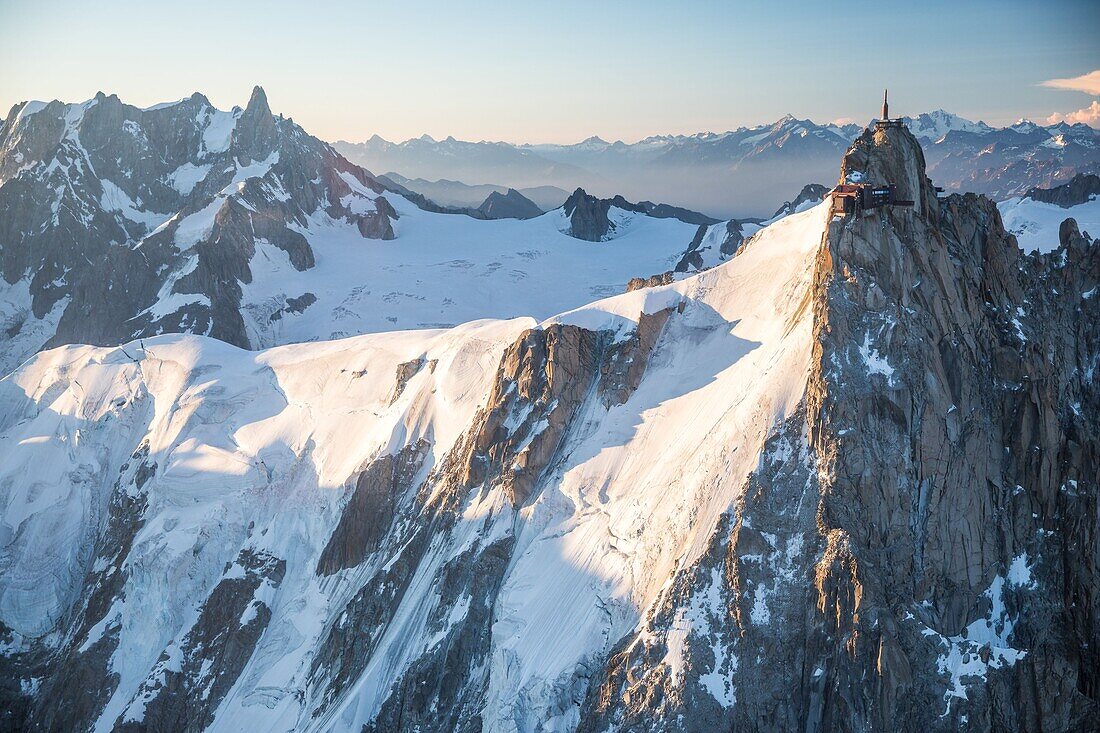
[
  {"xmin": 626, "ymin": 271, "xmax": 674, "ymax": 292},
  {"xmin": 390, "ymin": 356, "xmax": 426, "ymax": 404},
  {"xmin": 356, "ymin": 210, "xmax": 395, "ymax": 240},
  {"xmin": 477, "ymin": 188, "xmax": 543, "ymax": 219},
  {"xmin": 113, "ymin": 548, "xmax": 286, "ymax": 732},
  {"xmin": 771, "ymin": 182, "xmax": 828, "ymax": 219},
  {"xmin": 673, "ymin": 225, "xmax": 711, "ymax": 271},
  {"xmin": 267, "ymin": 292, "xmax": 317, "ymax": 322},
  {"xmin": 674, "ymin": 219, "xmax": 750, "ymax": 272},
  {"xmin": 316, "ymin": 440, "xmax": 429, "ymax": 576},
  {"xmin": 599, "ymin": 308, "xmax": 673, "ymax": 406},
  {"xmin": 805, "ymin": 121, "xmax": 1099, "ymax": 731},
  {"xmin": 1024, "ymin": 172, "xmax": 1100, "ymax": 208},
  {"xmin": 458, "ymin": 324, "xmax": 604, "ymax": 506},
  {"xmin": 233, "ymin": 85, "xmax": 279, "ymax": 163},
  {"xmin": 563, "ymin": 188, "xmax": 615, "ymax": 241},
  {"xmin": 373, "ymin": 194, "xmax": 398, "ymax": 220}
]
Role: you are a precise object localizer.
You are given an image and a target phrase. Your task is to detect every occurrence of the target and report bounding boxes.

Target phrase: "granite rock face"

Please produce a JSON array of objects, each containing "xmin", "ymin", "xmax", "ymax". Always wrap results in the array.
[
  {"xmin": 576, "ymin": 124, "xmax": 1099, "ymax": 732},
  {"xmin": 803, "ymin": 123, "xmax": 1099, "ymax": 731},
  {"xmin": 457, "ymin": 324, "xmax": 605, "ymax": 507},
  {"xmin": 563, "ymin": 188, "xmax": 617, "ymax": 241}
]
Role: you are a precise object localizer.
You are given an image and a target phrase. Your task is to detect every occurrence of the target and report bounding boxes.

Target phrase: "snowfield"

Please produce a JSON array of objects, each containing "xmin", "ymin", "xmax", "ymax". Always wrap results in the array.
[
  {"xmin": 241, "ymin": 196, "xmax": 704, "ymax": 347},
  {"xmin": 0, "ymin": 201, "xmax": 829, "ymax": 731},
  {"xmin": 998, "ymin": 194, "xmax": 1100, "ymax": 253}
]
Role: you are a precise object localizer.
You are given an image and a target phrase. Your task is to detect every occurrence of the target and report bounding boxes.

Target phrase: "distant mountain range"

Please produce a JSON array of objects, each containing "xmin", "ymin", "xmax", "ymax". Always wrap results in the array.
[
  {"xmin": 335, "ymin": 111, "xmax": 1100, "ymax": 219},
  {"xmin": 379, "ymin": 172, "xmax": 569, "ymax": 211}
]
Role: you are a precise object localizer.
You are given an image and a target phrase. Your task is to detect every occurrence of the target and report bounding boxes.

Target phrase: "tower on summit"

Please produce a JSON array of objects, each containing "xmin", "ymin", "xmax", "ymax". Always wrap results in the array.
[
  {"xmin": 875, "ymin": 89, "xmax": 904, "ymax": 129},
  {"xmin": 828, "ymin": 90, "xmax": 915, "ymax": 216}
]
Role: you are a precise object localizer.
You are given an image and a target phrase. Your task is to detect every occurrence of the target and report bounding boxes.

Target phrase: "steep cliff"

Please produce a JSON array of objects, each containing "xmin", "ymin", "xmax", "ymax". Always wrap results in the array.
[{"xmin": 577, "ymin": 122, "xmax": 1099, "ymax": 732}]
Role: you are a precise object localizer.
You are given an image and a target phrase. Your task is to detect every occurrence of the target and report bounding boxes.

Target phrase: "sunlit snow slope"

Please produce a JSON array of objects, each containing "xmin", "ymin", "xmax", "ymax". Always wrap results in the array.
[
  {"xmin": 998, "ymin": 193, "xmax": 1100, "ymax": 253},
  {"xmin": 0, "ymin": 200, "xmax": 829, "ymax": 731}
]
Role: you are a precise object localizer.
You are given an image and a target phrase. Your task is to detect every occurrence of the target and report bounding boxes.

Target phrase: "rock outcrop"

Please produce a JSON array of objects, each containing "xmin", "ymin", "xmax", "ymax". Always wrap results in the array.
[
  {"xmin": 626, "ymin": 271, "xmax": 674, "ymax": 291},
  {"xmin": 771, "ymin": 182, "xmax": 829, "ymax": 219},
  {"xmin": 562, "ymin": 187, "xmax": 718, "ymax": 241},
  {"xmin": 456, "ymin": 324, "xmax": 604, "ymax": 507},
  {"xmin": 674, "ymin": 219, "xmax": 748, "ymax": 271},
  {"xmin": 1024, "ymin": 172, "xmax": 1100, "ymax": 208},
  {"xmin": 477, "ymin": 188, "xmax": 543, "ymax": 219},
  {"xmin": 563, "ymin": 188, "xmax": 617, "ymax": 241},
  {"xmin": 315, "ymin": 441, "xmax": 429, "ymax": 576}
]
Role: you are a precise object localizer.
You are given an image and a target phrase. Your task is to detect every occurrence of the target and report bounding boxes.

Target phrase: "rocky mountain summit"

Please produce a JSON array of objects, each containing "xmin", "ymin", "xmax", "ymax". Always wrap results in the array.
[
  {"xmin": 0, "ymin": 89, "xmax": 741, "ymax": 373},
  {"xmin": 561, "ymin": 188, "xmax": 719, "ymax": 242},
  {"xmin": 0, "ymin": 86, "xmax": 405, "ymax": 370},
  {"xmin": 476, "ymin": 188, "xmax": 543, "ymax": 219},
  {"xmin": 0, "ymin": 116, "xmax": 1095, "ymax": 732}
]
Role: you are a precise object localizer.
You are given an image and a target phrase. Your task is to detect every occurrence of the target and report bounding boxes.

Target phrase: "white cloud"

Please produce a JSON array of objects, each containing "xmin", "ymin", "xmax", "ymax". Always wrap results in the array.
[
  {"xmin": 1044, "ymin": 100, "xmax": 1100, "ymax": 128},
  {"xmin": 1040, "ymin": 70, "xmax": 1100, "ymax": 95}
]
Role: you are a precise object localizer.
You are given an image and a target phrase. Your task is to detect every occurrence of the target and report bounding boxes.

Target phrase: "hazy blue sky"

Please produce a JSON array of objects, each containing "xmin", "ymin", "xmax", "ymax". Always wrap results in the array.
[{"xmin": 2, "ymin": 0, "xmax": 1098, "ymax": 143}]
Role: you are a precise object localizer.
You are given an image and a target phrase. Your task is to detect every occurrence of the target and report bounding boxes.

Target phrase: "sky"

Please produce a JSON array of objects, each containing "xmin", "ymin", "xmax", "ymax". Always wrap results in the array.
[{"xmin": 1, "ymin": 0, "xmax": 1098, "ymax": 144}]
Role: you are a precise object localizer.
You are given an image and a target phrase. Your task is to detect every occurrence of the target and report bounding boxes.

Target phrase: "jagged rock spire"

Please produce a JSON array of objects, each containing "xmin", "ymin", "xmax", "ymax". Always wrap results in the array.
[
  {"xmin": 840, "ymin": 120, "xmax": 931, "ymax": 215},
  {"xmin": 245, "ymin": 85, "xmax": 271, "ymax": 118},
  {"xmin": 234, "ymin": 85, "xmax": 278, "ymax": 162}
]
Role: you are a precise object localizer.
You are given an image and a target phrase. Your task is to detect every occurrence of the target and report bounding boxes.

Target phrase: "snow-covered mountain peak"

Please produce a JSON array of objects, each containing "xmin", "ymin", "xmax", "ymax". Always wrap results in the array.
[
  {"xmin": 578, "ymin": 135, "xmax": 610, "ymax": 148},
  {"xmin": 904, "ymin": 109, "xmax": 993, "ymax": 141},
  {"xmin": 1010, "ymin": 118, "xmax": 1041, "ymax": 133}
]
